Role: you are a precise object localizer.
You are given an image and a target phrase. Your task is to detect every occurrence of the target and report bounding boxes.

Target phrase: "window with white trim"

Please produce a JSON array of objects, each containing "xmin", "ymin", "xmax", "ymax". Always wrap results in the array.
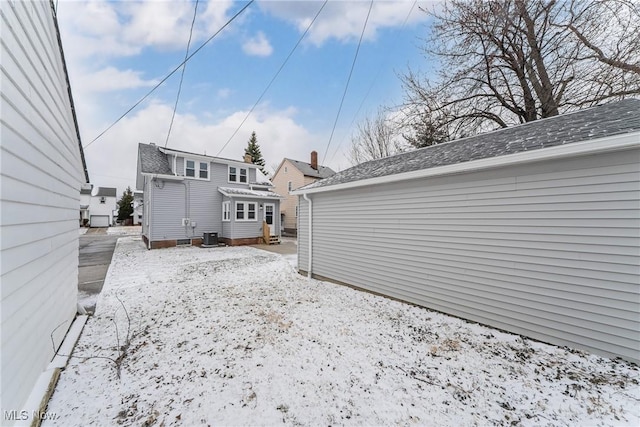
[
  {"xmin": 222, "ymin": 201, "xmax": 230, "ymax": 222},
  {"xmin": 185, "ymin": 159, "xmax": 208, "ymax": 179},
  {"xmin": 186, "ymin": 160, "xmax": 195, "ymax": 177},
  {"xmin": 229, "ymin": 166, "xmax": 248, "ymax": 183},
  {"xmin": 287, "ymin": 181, "xmax": 292, "ymax": 192},
  {"xmin": 235, "ymin": 201, "xmax": 257, "ymax": 221},
  {"xmin": 199, "ymin": 162, "xmax": 208, "ymax": 179}
]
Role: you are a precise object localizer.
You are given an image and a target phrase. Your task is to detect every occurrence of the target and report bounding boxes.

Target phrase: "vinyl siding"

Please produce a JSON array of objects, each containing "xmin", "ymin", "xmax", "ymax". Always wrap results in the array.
[
  {"xmin": 273, "ymin": 160, "xmax": 304, "ymax": 231},
  {"xmin": 1, "ymin": 0, "xmax": 84, "ymax": 413},
  {"xmin": 147, "ymin": 161, "xmax": 268, "ymax": 243},
  {"xmin": 299, "ymin": 148, "xmax": 640, "ymax": 363}
]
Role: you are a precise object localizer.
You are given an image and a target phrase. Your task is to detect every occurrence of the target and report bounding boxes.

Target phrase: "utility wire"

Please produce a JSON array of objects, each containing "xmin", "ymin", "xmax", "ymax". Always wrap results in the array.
[
  {"xmin": 329, "ymin": 0, "xmax": 418, "ymax": 164},
  {"xmin": 321, "ymin": 0, "xmax": 374, "ymax": 165},
  {"xmin": 165, "ymin": 0, "xmax": 199, "ymax": 148},
  {"xmin": 84, "ymin": 0, "xmax": 255, "ymax": 149},
  {"xmin": 216, "ymin": 0, "xmax": 329, "ymax": 157}
]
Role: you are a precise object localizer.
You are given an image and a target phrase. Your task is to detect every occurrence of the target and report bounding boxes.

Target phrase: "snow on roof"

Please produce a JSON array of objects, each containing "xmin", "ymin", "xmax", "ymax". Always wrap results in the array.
[
  {"xmin": 218, "ymin": 187, "xmax": 283, "ymax": 199},
  {"xmin": 303, "ymin": 99, "xmax": 640, "ymax": 191}
]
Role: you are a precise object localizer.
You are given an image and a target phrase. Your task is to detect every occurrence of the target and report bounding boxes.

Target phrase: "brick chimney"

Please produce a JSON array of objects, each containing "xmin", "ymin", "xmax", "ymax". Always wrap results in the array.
[
  {"xmin": 310, "ymin": 151, "xmax": 318, "ymax": 170},
  {"xmin": 244, "ymin": 154, "xmax": 252, "ymax": 163}
]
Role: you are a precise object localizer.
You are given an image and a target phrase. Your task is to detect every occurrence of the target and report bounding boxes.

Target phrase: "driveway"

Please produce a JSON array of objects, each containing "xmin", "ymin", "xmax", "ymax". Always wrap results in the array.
[{"xmin": 78, "ymin": 228, "xmax": 118, "ymax": 313}]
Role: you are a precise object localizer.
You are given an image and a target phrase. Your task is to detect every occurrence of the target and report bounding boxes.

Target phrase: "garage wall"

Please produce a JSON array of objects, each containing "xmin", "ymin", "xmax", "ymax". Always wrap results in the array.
[
  {"xmin": 1, "ymin": 1, "xmax": 84, "ymax": 414},
  {"xmin": 299, "ymin": 148, "xmax": 640, "ymax": 363}
]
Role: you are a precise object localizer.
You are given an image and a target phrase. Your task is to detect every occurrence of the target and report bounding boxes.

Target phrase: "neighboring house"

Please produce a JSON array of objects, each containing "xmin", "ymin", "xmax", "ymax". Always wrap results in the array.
[
  {"xmin": 80, "ymin": 183, "xmax": 93, "ymax": 226},
  {"xmin": 89, "ymin": 187, "xmax": 117, "ymax": 227},
  {"xmin": 1, "ymin": 0, "xmax": 89, "ymax": 419},
  {"xmin": 293, "ymin": 99, "xmax": 640, "ymax": 364},
  {"xmin": 136, "ymin": 143, "xmax": 283, "ymax": 248},
  {"xmin": 272, "ymin": 151, "xmax": 335, "ymax": 234},
  {"xmin": 132, "ymin": 191, "xmax": 144, "ymax": 225}
]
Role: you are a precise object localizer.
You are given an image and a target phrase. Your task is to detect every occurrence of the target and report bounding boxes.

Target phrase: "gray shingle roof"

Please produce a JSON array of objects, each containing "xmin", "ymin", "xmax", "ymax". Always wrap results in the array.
[
  {"xmin": 95, "ymin": 187, "xmax": 117, "ymax": 197},
  {"xmin": 286, "ymin": 158, "xmax": 335, "ymax": 179},
  {"xmin": 138, "ymin": 143, "xmax": 172, "ymax": 175},
  {"xmin": 305, "ymin": 99, "xmax": 640, "ymax": 191}
]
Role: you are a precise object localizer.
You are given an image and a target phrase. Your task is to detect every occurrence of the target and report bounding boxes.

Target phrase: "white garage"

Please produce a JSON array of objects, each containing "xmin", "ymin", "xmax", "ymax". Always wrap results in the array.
[
  {"xmin": 90, "ymin": 215, "xmax": 110, "ymax": 227},
  {"xmin": 294, "ymin": 99, "xmax": 640, "ymax": 364}
]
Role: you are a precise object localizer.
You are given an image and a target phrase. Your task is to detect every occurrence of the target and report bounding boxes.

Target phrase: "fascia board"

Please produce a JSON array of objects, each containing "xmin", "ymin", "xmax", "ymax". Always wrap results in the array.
[{"xmin": 292, "ymin": 132, "xmax": 640, "ymax": 196}]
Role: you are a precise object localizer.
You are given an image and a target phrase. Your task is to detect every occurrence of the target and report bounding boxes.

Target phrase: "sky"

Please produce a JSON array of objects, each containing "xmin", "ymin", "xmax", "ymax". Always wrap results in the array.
[{"xmin": 56, "ymin": 0, "xmax": 437, "ymax": 195}]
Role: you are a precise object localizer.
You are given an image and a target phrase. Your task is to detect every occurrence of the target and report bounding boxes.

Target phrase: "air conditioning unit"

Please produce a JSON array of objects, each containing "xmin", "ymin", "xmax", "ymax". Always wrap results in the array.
[{"xmin": 203, "ymin": 232, "xmax": 218, "ymax": 246}]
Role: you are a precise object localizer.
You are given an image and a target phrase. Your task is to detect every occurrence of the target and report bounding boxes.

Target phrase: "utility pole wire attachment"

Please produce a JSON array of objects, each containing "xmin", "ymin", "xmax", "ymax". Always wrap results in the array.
[{"xmin": 84, "ymin": 0, "xmax": 255, "ymax": 149}]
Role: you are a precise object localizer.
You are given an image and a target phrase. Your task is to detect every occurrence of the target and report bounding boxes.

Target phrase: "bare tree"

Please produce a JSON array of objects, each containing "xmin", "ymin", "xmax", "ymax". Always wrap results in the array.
[
  {"xmin": 349, "ymin": 109, "xmax": 407, "ymax": 165},
  {"xmin": 402, "ymin": 0, "xmax": 640, "ymax": 139}
]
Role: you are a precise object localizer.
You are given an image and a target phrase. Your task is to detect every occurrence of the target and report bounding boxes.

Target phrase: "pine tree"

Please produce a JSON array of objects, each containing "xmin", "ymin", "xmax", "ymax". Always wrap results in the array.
[
  {"xmin": 244, "ymin": 131, "xmax": 267, "ymax": 175},
  {"xmin": 117, "ymin": 186, "xmax": 134, "ymax": 221}
]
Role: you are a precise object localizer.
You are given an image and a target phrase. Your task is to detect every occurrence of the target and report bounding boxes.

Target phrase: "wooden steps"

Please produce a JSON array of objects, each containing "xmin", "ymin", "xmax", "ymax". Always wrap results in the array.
[{"xmin": 263, "ymin": 220, "xmax": 280, "ymax": 245}]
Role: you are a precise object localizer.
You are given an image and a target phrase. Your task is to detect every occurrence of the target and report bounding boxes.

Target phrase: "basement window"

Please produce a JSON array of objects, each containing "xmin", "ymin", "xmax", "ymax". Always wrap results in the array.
[{"xmin": 176, "ymin": 239, "xmax": 191, "ymax": 246}]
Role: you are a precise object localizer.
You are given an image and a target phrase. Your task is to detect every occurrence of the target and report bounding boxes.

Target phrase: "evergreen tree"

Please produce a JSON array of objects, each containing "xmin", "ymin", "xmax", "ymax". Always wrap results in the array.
[
  {"xmin": 117, "ymin": 186, "xmax": 134, "ymax": 221},
  {"xmin": 244, "ymin": 131, "xmax": 267, "ymax": 175}
]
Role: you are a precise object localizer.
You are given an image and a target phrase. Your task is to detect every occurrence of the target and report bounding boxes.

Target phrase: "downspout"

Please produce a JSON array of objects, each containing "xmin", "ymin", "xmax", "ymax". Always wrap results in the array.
[{"xmin": 303, "ymin": 193, "xmax": 312, "ymax": 279}]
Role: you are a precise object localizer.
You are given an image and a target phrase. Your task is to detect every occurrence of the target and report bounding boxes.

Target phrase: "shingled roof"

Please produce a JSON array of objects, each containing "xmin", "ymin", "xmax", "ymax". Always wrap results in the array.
[
  {"xmin": 94, "ymin": 187, "xmax": 117, "ymax": 197},
  {"xmin": 285, "ymin": 158, "xmax": 335, "ymax": 179},
  {"xmin": 138, "ymin": 143, "xmax": 172, "ymax": 175},
  {"xmin": 302, "ymin": 99, "xmax": 640, "ymax": 191}
]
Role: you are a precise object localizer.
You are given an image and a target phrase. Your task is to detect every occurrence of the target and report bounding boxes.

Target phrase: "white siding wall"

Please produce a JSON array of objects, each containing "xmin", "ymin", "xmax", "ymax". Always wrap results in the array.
[
  {"xmin": 1, "ymin": 0, "xmax": 85, "ymax": 413},
  {"xmin": 299, "ymin": 149, "xmax": 640, "ymax": 363}
]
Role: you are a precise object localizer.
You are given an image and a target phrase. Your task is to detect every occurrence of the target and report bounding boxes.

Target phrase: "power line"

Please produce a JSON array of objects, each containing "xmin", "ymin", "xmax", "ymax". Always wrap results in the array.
[
  {"xmin": 84, "ymin": 0, "xmax": 255, "ymax": 149},
  {"xmin": 329, "ymin": 0, "xmax": 418, "ymax": 164},
  {"xmin": 216, "ymin": 0, "xmax": 329, "ymax": 157},
  {"xmin": 321, "ymin": 0, "xmax": 374, "ymax": 165},
  {"xmin": 165, "ymin": 0, "xmax": 200, "ymax": 148}
]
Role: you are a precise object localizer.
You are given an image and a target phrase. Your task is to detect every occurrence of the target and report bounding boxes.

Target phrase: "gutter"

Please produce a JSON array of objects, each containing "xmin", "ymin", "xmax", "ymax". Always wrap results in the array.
[
  {"xmin": 303, "ymin": 193, "xmax": 312, "ymax": 279},
  {"xmin": 292, "ymin": 131, "xmax": 640, "ymax": 196}
]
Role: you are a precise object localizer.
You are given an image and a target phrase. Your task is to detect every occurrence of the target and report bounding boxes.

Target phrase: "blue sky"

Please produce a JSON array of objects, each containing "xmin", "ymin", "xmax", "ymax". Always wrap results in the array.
[{"xmin": 57, "ymin": 0, "xmax": 436, "ymax": 194}]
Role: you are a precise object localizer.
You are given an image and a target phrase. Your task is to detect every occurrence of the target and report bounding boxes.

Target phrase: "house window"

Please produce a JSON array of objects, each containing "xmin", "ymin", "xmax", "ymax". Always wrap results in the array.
[
  {"xmin": 235, "ymin": 201, "xmax": 256, "ymax": 221},
  {"xmin": 222, "ymin": 201, "xmax": 230, "ymax": 222},
  {"xmin": 288, "ymin": 181, "xmax": 292, "ymax": 192},
  {"xmin": 229, "ymin": 166, "xmax": 248, "ymax": 183},
  {"xmin": 100, "ymin": 197, "xmax": 106, "ymax": 204},
  {"xmin": 186, "ymin": 160, "xmax": 195, "ymax": 177},
  {"xmin": 199, "ymin": 162, "xmax": 208, "ymax": 179},
  {"xmin": 295, "ymin": 205, "xmax": 298, "ymax": 217},
  {"xmin": 186, "ymin": 160, "xmax": 208, "ymax": 179},
  {"xmin": 284, "ymin": 166, "xmax": 288, "ymax": 173}
]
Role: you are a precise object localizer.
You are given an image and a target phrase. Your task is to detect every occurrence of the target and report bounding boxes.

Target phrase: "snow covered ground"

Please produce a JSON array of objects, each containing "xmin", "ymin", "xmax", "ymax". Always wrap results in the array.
[
  {"xmin": 106, "ymin": 225, "xmax": 142, "ymax": 236},
  {"xmin": 46, "ymin": 237, "xmax": 639, "ymax": 426},
  {"xmin": 78, "ymin": 228, "xmax": 88, "ymax": 235}
]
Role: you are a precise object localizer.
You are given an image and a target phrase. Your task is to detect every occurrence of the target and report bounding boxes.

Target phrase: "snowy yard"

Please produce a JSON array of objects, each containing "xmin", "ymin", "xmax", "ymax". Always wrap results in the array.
[{"xmin": 47, "ymin": 237, "xmax": 638, "ymax": 426}]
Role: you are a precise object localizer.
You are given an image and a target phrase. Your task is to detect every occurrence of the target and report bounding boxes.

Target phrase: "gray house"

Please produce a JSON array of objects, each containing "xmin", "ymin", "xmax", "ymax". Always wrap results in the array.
[
  {"xmin": 293, "ymin": 99, "xmax": 640, "ymax": 363},
  {"xmin": 136, "ymin": 143, "xmax": 282, "ymax": 248}
]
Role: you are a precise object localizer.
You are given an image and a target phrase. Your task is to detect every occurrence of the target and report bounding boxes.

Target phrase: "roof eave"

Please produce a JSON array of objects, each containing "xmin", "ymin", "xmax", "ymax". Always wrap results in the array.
[
  {"xmin": 218, "ymin": 188, "xmax": 284, "ymax": 200},
  {"xmin": 292, "ymin": 131, "xmax": 640, "ymax": 196}
]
